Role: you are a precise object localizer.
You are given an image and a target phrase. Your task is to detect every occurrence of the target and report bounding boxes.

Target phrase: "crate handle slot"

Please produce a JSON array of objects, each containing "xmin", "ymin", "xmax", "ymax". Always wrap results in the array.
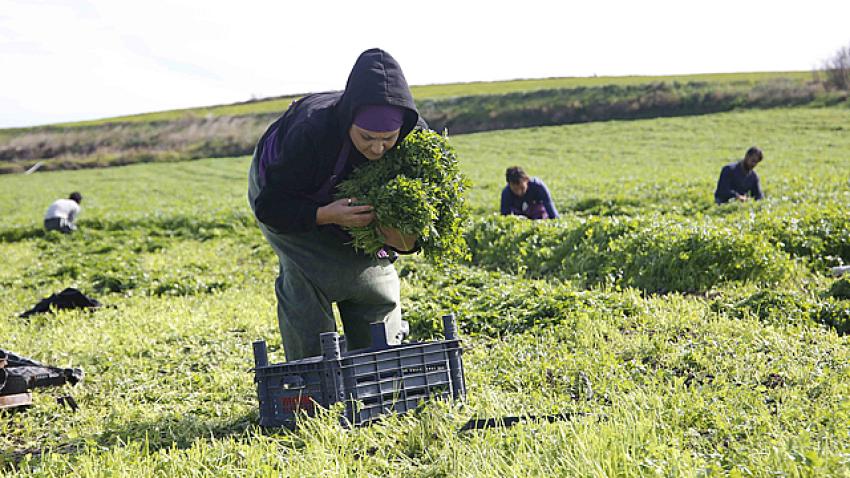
[{"xmin": 281, "ymin": 376, "xmax": 305, "ymax": 390}]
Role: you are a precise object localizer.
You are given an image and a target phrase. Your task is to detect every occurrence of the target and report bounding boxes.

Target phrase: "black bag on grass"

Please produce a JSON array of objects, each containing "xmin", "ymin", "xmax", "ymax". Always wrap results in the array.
[
  {"xmin": 19, "ymin": 287, "xmax": 101, "ymax": 318},
  {"xmin": 0, "ymin": 349, "xmax": 83, "ymax": 396}
]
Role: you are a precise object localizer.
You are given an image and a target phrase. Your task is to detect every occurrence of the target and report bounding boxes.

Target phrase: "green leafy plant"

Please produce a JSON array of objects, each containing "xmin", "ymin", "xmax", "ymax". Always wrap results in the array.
[
  {"xmin": 465, "ymin": 215, "xmax": 794, "ymax": 293},
  {"xmin": 828, "ymin": 278, "xmax": 850, "ymax": 300},
  {"xmin": 336, "ymin": 129, "xmax": 471, "ymax": 262}
]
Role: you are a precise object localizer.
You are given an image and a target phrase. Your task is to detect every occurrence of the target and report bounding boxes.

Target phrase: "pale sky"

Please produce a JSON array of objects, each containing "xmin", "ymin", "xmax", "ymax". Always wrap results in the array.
[{"xmin": 1, "ymin": 0, "xmax": 848, "ymax": 128}]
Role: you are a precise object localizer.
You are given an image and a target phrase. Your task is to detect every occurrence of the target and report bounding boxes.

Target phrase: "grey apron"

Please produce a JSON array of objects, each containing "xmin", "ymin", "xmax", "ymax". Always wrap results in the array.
[{"xmin": 247, "ymin": 146, "xmax": 402, "ymax": 361}]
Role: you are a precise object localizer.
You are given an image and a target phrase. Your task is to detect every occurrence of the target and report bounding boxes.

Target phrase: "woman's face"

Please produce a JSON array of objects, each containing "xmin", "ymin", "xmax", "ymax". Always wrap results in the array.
[
  {"xmin": 509, "ymin": 178, "xmax": 529, "ymax": 197},
  {"xmin": 349, "ymin": 124, "xmax": 400, "ymax": 160}
]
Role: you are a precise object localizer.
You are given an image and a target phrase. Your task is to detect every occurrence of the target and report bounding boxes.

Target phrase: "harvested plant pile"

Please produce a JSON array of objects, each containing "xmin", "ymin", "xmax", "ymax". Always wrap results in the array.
[{"xmin": 336, "ymin": 129, "xmax": 470, "ymax": 262}]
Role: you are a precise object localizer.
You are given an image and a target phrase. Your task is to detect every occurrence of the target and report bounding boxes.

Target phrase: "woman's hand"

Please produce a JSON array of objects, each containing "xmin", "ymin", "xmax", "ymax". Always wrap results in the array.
[
  {"xmin": 379, "ymin": 226, "xmax": 418, "ymax": 252},
  {"xmin": 316, "ymin": 198, "xmax": 375, "ymax": 228}
]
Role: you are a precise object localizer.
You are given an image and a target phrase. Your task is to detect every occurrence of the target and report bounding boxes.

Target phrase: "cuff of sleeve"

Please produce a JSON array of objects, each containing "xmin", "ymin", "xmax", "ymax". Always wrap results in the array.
[
  {"xmin": 385, "ymin": 242, "xmax": 421, "ymax": 255},
  {"xmin": 300, "ymin": 203, "xmax": 320, "ymax": 231}
]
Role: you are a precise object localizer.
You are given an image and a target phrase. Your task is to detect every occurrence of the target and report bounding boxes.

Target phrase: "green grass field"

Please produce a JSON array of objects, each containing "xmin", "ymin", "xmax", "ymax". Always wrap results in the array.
[{"xmin": 1, "ymin": 106, "xmax": 849, "ymax": 476}]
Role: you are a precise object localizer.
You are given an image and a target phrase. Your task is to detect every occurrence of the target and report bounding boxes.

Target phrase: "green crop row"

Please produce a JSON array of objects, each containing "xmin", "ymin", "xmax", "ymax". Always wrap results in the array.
[
  {"xmin": 711, "ymin": 278, "xmax": 850, "ymax": 334},
  {"xmin": 1, "ymin": 224, "xmax": 272, "ymax": 311},
  {"xmin": 465, "ymin": 202, "xmax": 850, "ymax": 293},
  {"xmin": 750, "ymin": 203, "xmax": 850, "ymax": 268},
  {"xmin": 400, "ymin": 258, "xmax": 850, "ymax": 340},
  {"xmin": 474, "ymin": 209, "xmax": 849, "ymax": 284},
  {"xmin": 400, "ymin": 259, "xmax": 641, "ymax": 338},
  {"xmin": 465, "ymin": 215, "xmax": 800, "ymax": 293}
]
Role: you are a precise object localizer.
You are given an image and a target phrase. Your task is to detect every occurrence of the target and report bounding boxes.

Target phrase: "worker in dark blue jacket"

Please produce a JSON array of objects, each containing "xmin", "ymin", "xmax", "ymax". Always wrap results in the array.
[
  {"xmin": 248, "ymin": 49, "xmax": 424, "ymax": 360},
  {"xmin": 500, "ymin": 166, "xmax": 559, "ymax": 220},
  {"xmin": 714, "ymin": 146, "xmax": 765, "ymax": 204}
]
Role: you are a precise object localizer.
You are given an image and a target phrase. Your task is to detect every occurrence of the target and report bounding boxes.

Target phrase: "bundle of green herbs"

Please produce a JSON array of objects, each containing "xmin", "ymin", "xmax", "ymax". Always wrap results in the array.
[{"xmin": 336, "ymin": 129, "xmax": 470, "ymax": 262}]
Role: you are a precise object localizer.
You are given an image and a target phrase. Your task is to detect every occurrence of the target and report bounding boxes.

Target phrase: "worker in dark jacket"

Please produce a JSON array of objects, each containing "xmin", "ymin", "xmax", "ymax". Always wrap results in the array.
[
  {"xmin": 500, "ymin": 166, "xmax": 559, "ymax": 219},
  {"xmin": 248, "ymin": 48, "xmax": 424, "ymax": 361},
  {"xmin": 714, "ymin": 146, "xmax": 764, "ymax": 204}
]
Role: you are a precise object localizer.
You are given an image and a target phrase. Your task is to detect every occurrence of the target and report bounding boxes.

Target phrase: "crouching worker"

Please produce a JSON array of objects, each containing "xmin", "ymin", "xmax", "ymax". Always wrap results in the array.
[
  {"xmin": 44, "ymin": 192, "xmax": 82, "ymax": 233},
  {"xmin": 500, "ymin": 166, "xmax": 559, "ymax": 220},
  {"xmin": 248, "ymin": 49, "xmax": 424, "ymax": 361},
  {"xmin": 714, "ymin": 146, "xmax": 764, "ymax": 204}
]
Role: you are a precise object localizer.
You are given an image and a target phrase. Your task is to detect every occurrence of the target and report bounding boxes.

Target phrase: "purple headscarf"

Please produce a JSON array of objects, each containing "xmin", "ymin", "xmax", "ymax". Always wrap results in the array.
[{"xmin": 353, "ymin": 104, "xmax": 404, "ymax": 132}]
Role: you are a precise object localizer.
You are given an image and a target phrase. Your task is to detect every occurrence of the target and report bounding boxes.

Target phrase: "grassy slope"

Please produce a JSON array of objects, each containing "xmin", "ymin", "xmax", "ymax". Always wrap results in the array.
[
  {"xmin": 1, "ymin": 71, "xmax": 810, "ymax": 131},
  {"xmin": 1, "ymin": 71, "xmax": 828, "ymax": 176},
  {"xmin": 1, "ymin": 106, "xmax": 849, "ymax": 476},
  {"xmin": 3, "ymin": 106, "xmax": 847, "ymax": 230},
  {"xmin": 454, "ymin": 107, "xmax": 850, "ymax": 214}
]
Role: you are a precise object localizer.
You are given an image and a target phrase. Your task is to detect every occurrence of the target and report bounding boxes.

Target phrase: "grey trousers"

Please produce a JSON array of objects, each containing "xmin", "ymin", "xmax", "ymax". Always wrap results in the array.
[
  {"xmin": 44, "ymin": 217, "xmax": 75, "ymax": 233},
  {"xmin": 248, "ymin": 152, "xmax": 403, "ymax": 361}
]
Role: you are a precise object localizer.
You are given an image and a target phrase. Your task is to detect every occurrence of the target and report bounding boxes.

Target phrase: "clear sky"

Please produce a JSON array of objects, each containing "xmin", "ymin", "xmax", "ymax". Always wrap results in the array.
[{"xmin": 1, "ymin": 0, "xmax": 848, "ymax": 128}]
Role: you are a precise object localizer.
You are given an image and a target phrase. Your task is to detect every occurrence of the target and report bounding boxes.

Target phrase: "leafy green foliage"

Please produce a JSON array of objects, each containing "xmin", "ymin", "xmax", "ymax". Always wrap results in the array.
[
  {"xmin": 752, "ymin": 204, "xmax": 850, "ymax": 268},
  {"xmin": 400, "ymin": 260, "xmax": 641, "ymax": 338},
  {"xmin": 711, "ymin": 284, "xmax": 850, "ymax": 335},
  {"xmin": 829, "ymin": 278, "xmax": 850, "ymax": 300},
  {"xmin": 814, "ymin": 298, "xmax": 850, "ymax": 334},
  {"xmin": 712, "ymin": 289, "xmax": 821, "ymax": 325},
  {"xmin": 466, "ymin": 215, "xmax": 795, "ymax": 292},
  {"xmin": 336, "ymin": 129, "xmax": 471, "ymax": 262}
]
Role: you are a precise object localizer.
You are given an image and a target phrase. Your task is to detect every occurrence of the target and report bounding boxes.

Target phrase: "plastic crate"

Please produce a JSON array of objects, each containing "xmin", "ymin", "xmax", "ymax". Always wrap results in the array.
[
  {"xmin": 252, "ymin": 352, "xmax": 333, "ymax": 428},
  {"xmin": 253, "ymin": 314, "xmax": 465, "ymax": 428}
]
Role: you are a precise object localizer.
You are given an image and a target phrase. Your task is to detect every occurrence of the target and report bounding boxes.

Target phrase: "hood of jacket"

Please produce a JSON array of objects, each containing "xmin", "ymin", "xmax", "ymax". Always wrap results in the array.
[{"xmin": 335, "ymin": 48, "xmax": 420, "ymax": 142}]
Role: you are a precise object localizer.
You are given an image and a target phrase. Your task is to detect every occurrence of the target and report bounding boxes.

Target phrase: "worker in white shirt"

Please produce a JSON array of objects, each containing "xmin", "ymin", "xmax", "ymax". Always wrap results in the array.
[{"xmin": 44, "ymin": 192, "xmax": 82, "ymax": 233}]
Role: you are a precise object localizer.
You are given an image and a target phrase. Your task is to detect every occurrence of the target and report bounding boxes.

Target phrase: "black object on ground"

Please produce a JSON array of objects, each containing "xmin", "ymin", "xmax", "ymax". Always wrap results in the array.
[
  {"xmin": 57, "ymin": 395, "xmax": 79, "ymax": 411},
  {"xmin": 459, "ymin": 412, "xmax": 603, "ymax": 432},
  {"xmin": 19, "ymin": 287, "xmax": 102, "ymax": 318},
  {"xmin": 0, "ymin": 349, "xmax": 84, "ymax": 410}
]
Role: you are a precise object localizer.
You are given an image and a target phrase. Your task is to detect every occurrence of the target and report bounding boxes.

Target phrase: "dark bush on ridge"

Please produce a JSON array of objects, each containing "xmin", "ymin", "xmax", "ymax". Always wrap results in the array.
[
  {"xmin": 2, "ymin": 77, "xmax": 844, "ymax": 173},
  {"xmin": 418, "ymin": 80, "xmax": 831, "ymax": 134}
]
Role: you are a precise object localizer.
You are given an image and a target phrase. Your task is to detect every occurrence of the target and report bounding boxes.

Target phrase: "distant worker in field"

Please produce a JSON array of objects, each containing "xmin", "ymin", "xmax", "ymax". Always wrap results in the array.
[
  {"xmin": 43, "ymin": 192, "xmax": 82, "ymax": 233},
  {"xmin": 500, "ymin": 166, "xmax": 559, "ymax": 220},
  {"xmin": 714, "ymin": 146, "xmax": 764, "ymax": 204},
  {"xmin": 248, "ymin": 48, "xmax": 424, "ymax": 361}
]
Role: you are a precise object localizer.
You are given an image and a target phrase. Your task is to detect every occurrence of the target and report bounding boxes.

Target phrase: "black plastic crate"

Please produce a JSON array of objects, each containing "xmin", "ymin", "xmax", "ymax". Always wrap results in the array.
[
  {"xmin": 253, "ymin": 314, "xmax": 465, "ymax": 428},
  {"xmin": 252, "ymin": 351, "xmax": 334, "ymax": 428},
  {"xmin": 339, "ymin": 341, "xmax": 461, "ymax": 425}
]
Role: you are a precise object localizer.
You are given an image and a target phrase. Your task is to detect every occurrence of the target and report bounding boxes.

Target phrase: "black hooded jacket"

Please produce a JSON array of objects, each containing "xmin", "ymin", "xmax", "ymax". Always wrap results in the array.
[{"xmin": 253, "ymin": 49, "xmax": 424, "ymax": 234}]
